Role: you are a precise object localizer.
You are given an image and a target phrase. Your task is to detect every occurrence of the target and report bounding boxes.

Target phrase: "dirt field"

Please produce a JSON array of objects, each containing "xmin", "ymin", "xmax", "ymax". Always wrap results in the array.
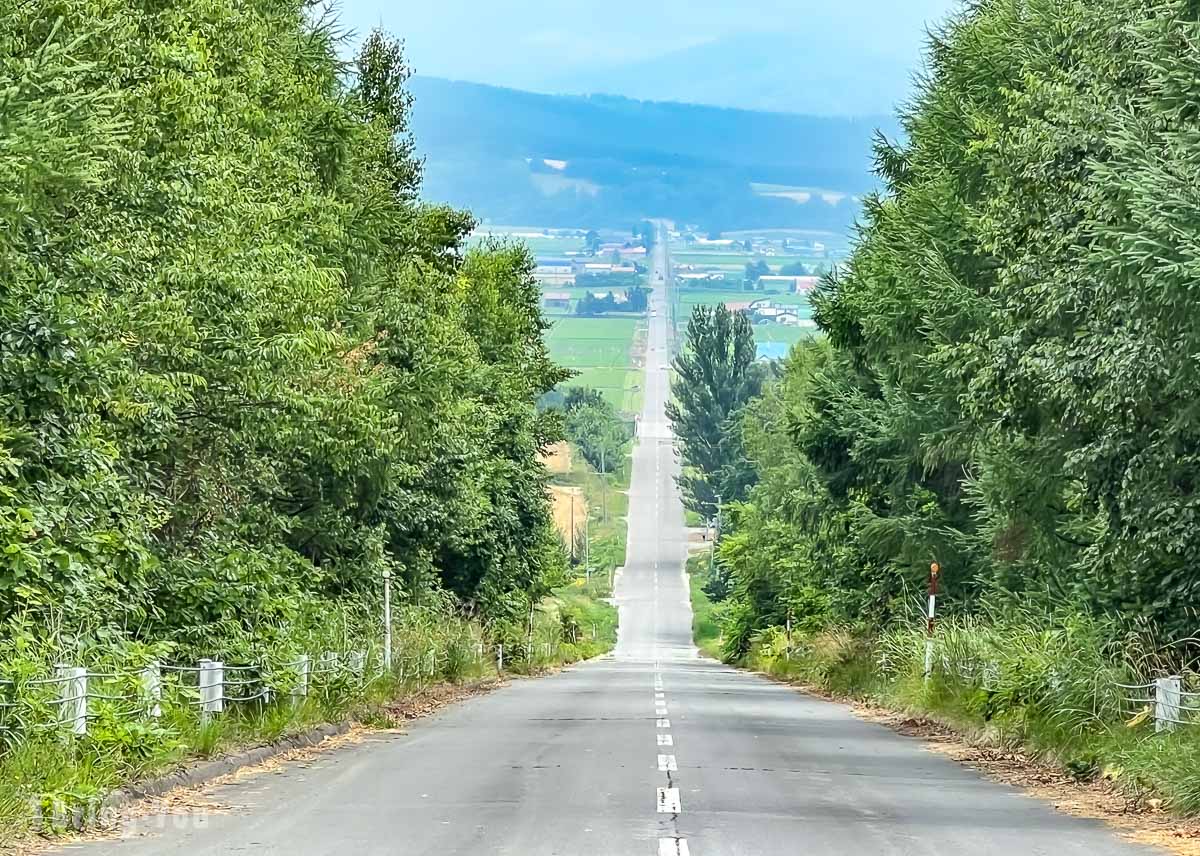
[
  {"xmin": 548, "ymin": 484, "xmax": 587, "ymax": 548},
  {"xmin": 540, "ymin": 442, "xmax": 572, "ymax": 474}
]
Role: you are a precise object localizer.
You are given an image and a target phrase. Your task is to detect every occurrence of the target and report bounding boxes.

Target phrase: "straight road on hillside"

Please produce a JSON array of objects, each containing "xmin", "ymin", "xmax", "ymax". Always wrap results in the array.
[{"xmin": 67, "ymin": 233, "xmax": 1161, "ymax": 856}]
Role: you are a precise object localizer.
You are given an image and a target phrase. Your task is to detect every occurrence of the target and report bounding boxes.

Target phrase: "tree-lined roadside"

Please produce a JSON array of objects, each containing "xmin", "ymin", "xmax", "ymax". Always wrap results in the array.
[
  {"xmin": 674, "ymin": 0, "xmax": 1200, "ymax": 818},
  {"xmin": 0, "ymin": 0, "xmax": 579, "ymax": 837}
]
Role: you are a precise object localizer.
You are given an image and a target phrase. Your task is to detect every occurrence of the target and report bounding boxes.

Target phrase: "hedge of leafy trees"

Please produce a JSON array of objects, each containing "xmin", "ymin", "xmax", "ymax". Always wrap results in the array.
[
  {"xmin": 709, "ymin": 0, "xmax": 1200, "ymax": 653},
  {"xmin": 1, "ymin": 2, "xmax": 568, "ymax": 653}
]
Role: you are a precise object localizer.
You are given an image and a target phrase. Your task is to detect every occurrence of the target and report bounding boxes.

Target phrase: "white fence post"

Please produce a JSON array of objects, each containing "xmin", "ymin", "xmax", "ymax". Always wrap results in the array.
[
  {"xmin": 320, "ymin": 652, "xmax": 339, "ymax": 680},
  {"xmin": 1156, "ymin": 676, "xmax": 1181, "ymax": 733},
  {"xmin": 141, "ymin": 663, "xmax": 162, "ymax": 718},
  {"xmin": 58, "ymin": 665, "xmax": 87, "ymax": 735},
  {"xmin": 382, "ymin": 569, "xmax": 393, "ymax": 673},
  {"xmin": 984, "ymin": 661, "xmax": 999, "ymax": 691},
  {"xmin": 199, "ymin": 660, "xmax": 224, "ymax": 720},
  {"xmin": 349, "ymin": 651, "xmax": 366, "ymax": 682},
  {"xmin": 293, "ymin": 655, "xmax": 310, "ymax": 700},
  {"xmin": 924, "ymin": 562, "xmax": 940, "ymax": 682},
  {"xmin": 497, "ymin": 644, "xmax": 503, "ymax": 673}
]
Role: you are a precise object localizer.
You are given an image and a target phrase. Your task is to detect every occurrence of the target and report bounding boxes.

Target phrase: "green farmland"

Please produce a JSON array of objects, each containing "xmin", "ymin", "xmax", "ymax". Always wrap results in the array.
[
  {"xmin": 674, "ymin": 288, "xmax": 812, "ymax": 311},
  {"xmin": 672, "ymin": 251, "xmax": 813, "ymax": 268},
  {"xmin": 546, "ymin": 316, "xmax": 643, "ymax": 414}
]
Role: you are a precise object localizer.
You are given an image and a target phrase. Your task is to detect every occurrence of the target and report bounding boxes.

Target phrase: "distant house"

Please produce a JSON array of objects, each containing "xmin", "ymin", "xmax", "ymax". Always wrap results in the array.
[
  {"xmin": 725, "ymin": 301, "xmax": 755, "ymax": 313},
  {"xmin": 696, "ymin": 238, "xmax": 736, "ymax": 247},
  {"xmin": 535, "ymin": 258, "xmax": 576, "ymax": 286},
  {"xmin": 678, "ymin": 272, "xmax": 724, "ymax": 282},
  {"xmin": 535, "ymin": 272, "xmax": 575, "ymax": 286},
  {"xmin": 794, "ymin": 276, "xmax": 821, "ymax": 293},
  {"xmin": 756, "ymin": 342, "xmax": 790, "ymax": 361},
  {"xmin": 542, "ymin": 292, "xmax": 572, "ymax": 309},
  {"xmin": 619, "ymin": 246, "xmax": 647, "ymax": 257},
  {"xmin": 536, "ymin": 258, "xmax": 574, "ymax": 275}
]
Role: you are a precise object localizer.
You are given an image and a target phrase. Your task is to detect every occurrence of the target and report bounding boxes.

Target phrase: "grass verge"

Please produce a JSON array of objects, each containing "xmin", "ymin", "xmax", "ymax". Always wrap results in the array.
[
  {"xmin": 686, "ymin": 553, "xmax": 722, "ymax": 660},
  {"xmin": 0, "ymin": 594, "xmax": 616, "ymax": 842},
  {"xmin": 729, "ymin": 616, "xmax": 1200, "ymax": 817}
]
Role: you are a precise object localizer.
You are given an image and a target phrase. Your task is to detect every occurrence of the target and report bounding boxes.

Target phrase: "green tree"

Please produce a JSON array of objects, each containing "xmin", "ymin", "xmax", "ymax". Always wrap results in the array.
[
  {"xmin": 0, "ymin": 5, "xmax": 567, "ymax": 649},
  {"xmin": 711, "ymin": 0, "xmax": 1200, "ymax": 651},
  {"xmin": 666, "ymin": 305, "xmax": 763, "ymax": 516},
  {"xmin": 744, "ymin": 259, "xmax": 771, "ymax": 287}
]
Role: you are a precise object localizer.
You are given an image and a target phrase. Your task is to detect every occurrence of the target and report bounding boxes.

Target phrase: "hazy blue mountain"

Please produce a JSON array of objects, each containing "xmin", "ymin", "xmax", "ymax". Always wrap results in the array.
[
  {"xmin": 407, "ymin": 76, "xmax": 898, "ymax": 232},
  {"xmin": 546, "ymin": 32, "xmax": 921, "ymax": 117}
]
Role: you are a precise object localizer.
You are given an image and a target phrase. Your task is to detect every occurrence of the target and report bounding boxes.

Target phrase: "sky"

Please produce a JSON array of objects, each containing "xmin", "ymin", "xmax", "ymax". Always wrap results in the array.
[{"xmin": 336, "ymin": 0, "xmax": 962, "ymax": 116}]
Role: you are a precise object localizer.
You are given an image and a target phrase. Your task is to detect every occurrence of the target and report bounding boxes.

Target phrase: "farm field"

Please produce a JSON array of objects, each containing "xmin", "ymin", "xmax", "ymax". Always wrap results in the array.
[
  {"xmin": 672, "ymin": 251, "xmax": 814, "ymax": 268},
  {"xmin": 674, "ymin": 288, "xmax": 813, "ymax": 311},
  {"xmin": 670, "ymin": 288, "xmax": 816, "ymax": 350},
  {"xmin": 469, "ymin": 226, "xmax": 587, "ymax": 255},
  {"xmin": 545, "ymin": 316, "xmax": 643, "ymax": 414},
  {"xmin": 546, "ymin": 317, "xmax": 639, "ymax": 367}
]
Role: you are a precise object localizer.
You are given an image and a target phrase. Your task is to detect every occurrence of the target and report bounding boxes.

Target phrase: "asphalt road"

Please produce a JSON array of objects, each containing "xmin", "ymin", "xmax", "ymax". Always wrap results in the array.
[{"xmin": 69, "ymin": 237, "xmax": 1162, "ymax": 855}]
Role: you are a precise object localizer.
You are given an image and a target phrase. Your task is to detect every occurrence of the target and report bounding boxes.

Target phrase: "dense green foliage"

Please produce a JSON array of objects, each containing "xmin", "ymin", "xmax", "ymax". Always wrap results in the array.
[
  {"xmin": 574, "ymin": 286, "xmax": 649, "ymax": 316},
  {"xmin": 562, "ymin": 392, "xmax": 631, "ymax": 476},
  {"xmin": 713, "ymin": 0, "xmax": 1200, "ymax": 656},
  {"xmin": 406, "ymin": 76, "xmax": 885, "ymax": 232},
  {"xmin": 667, "ymin": 305, "xmax": 763, "ymax": 517},
  {"xmin": 0, "ymin": 3, "xmax": 568, "ymax": 655}
]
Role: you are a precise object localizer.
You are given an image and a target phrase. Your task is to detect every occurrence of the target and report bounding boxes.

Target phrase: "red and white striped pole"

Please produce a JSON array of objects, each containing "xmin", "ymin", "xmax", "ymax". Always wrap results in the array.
[{"xmin": 924, "ymin": 562, "xmax": 940, "ymax": 682}]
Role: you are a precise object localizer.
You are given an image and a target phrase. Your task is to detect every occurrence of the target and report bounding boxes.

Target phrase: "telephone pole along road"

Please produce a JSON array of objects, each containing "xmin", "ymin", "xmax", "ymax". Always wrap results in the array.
[{"xmin": 70, "ymin": 231, "xmax": 1163, "ymax": 855}]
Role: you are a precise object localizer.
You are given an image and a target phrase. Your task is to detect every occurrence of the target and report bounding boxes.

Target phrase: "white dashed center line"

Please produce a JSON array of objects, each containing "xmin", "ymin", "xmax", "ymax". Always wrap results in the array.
[
  {"xmin": 659, "ymin": 839, "xmax": 691, "ymax": 856},
  {"xmin": 657, "ymin": 754, "xmax": 678, "ymax": 772},
  {"xmin": 658, "ymin": 733, "xmax": 674, "ymax": 746},
  {"xmin": 657, "ymin": 787, "xmax": 681, "ymax": 813}
]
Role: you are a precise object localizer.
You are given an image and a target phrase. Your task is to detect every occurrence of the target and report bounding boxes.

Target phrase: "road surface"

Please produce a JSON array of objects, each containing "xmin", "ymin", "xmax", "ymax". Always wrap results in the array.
[{"xmin": 70, "ymin": 235, "xmax": 1161, "ymax": 855}]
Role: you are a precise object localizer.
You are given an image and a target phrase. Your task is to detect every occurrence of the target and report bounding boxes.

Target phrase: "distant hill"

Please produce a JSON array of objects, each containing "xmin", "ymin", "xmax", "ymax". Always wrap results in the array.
[
  {"xmin": 546, "ymin": 32, "xmax": 920, "ymax": 118},
  {"xmin": 408, "ymin": 77, "xmax": 897, "ymax": 233}
]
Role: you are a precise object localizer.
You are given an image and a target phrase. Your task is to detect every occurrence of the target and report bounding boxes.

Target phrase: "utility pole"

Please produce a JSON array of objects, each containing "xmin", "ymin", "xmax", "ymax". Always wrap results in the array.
[
  {"xmin": 570, "ymin": 491, "xmax": 576, "ymax": 562},
  {"xmin": 708, "ymin": 493, "xmax": 722, "ymax": 577},
  {"xmin": 600, "ymin": 444, "xmax": 608, "ymax": 523}
]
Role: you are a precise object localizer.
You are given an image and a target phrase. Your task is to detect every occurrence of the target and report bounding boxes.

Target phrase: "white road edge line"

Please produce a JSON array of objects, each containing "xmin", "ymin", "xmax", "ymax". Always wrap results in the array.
[{"xmin": 657, "ymin": 787, "xmax": 682, "ymax": 813}]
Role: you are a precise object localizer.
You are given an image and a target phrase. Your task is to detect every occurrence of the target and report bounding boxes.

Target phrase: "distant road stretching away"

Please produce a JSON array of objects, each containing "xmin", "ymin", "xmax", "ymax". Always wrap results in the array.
[{"xmin": 69, "ymin": 235, "xmax": 1162, "ymax": 855}]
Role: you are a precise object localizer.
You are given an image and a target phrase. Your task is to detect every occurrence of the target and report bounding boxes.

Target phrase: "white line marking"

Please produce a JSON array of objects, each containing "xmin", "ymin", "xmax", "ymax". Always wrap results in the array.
[
  {"xmin": 657, "ymin": 787, "xmax": 682, "ymax": 813},
  {"xmin": 659, "ymin": 839, "xmax": 690, "ymax": 856},
  {"xmin": 655, "ymin": 692, "xmax": 665, "ymax": 700},
  {"xmin": 658, "ymin": 754, "xmax": 678, "ymax": 771},
  {"xmin": 657, "ymin": 718, "xmax": 670, "ymax": 728},
  {"xmin": 656, "ymin": 707, "xmax": 668, "ymax": 717},
  {"xmin": 658, "ymin": 733, "xmax": 674, "ymax": 746}
]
